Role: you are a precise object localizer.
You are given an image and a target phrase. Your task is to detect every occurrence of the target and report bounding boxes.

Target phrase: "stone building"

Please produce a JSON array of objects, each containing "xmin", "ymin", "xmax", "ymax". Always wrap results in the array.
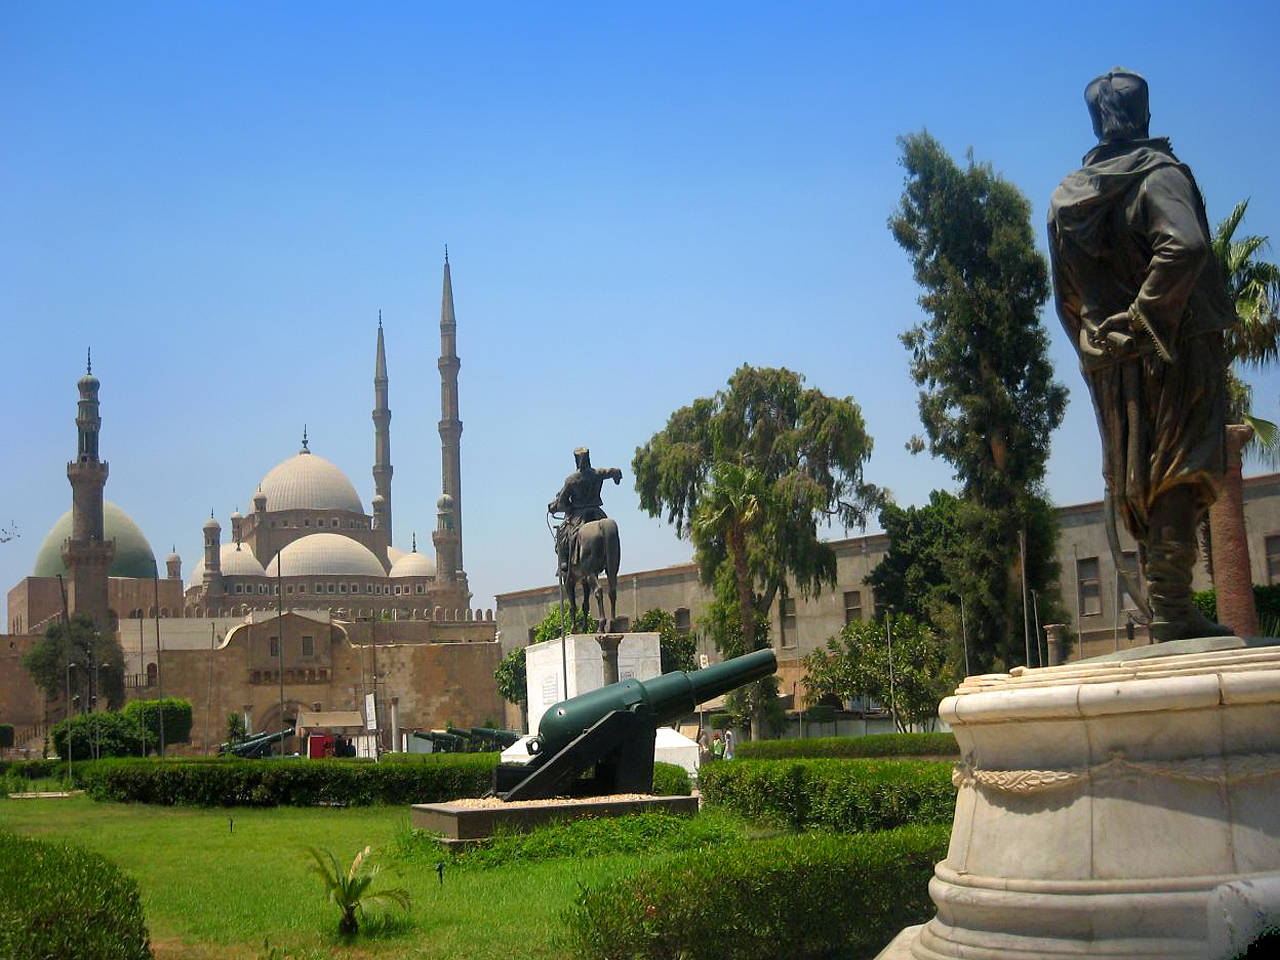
[
  {"xmin": 2, "ymin": 257, "xmax": 503, "ymax": 752},
  {"xmin": 497, "ymin": 474, "xmax": 1280, "ymax": 721}
]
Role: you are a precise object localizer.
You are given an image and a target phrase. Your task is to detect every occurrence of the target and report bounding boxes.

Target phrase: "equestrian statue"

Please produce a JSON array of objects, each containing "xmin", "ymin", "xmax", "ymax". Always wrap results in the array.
[{"xmin": 548, "ymin": 447, "xmax": 622, "ymax": 631}]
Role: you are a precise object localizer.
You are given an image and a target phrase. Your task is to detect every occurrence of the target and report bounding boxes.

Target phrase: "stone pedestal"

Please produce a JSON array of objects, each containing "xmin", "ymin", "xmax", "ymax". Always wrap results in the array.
[
  {"xmin": 881, "ymin": 643, "xmax": 1280, "ymax": 959},
  {"xmin": 523, "ymin": 632, "xmax": 661, "ymax": 734}
]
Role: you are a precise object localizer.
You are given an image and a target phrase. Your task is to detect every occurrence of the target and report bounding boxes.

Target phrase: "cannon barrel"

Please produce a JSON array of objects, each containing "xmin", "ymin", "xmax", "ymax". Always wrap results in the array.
[
  {"xmin": 470, "ymin": 726, "xmax": 522, "ymax": 748},
  {"xmin": 532, "ymin": 648, "xmax": 776, "ymax": 757}
]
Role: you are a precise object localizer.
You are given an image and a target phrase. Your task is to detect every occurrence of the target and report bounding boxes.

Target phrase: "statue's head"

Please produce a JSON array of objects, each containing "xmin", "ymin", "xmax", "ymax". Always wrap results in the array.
[
  {"xmin": 1085, "ymin": 67, "xmax": 1150, "ymax": 143},
  {"xmin": 574, "ymin": 446, "xmax": 591, "ymax": 470}
]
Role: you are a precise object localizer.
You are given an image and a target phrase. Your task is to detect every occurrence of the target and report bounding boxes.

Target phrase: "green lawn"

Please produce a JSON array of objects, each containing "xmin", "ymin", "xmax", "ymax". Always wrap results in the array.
[{"xmin": 0, "ymin": 797, "xmax": 678, "ymax": 960}]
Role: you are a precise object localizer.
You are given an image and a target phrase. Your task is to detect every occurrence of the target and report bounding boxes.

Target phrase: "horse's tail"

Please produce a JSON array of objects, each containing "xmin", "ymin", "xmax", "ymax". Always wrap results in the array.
[{"xmin": 601, "ymin": 518, "xmax": 620, "ymax": 580}]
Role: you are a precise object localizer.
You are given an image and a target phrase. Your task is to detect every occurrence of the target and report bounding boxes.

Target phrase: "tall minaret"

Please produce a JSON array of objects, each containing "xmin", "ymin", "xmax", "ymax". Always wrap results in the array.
[
  {"xmin": 372, "ymin": 311, "xmax": 393, "ymax": 549},
  {"xmin": 61, "ymin": 349, "xmax": 115, "ymax": 629},
  {"xmin": 433, "ymin": 249, "xmax": 464, "ymax": 584}
]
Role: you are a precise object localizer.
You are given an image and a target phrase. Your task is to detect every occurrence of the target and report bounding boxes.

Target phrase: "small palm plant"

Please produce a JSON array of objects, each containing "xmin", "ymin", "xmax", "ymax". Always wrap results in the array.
[{"xmin": 306, "ymin": 845, "xmax": 410, "ymax": 936}]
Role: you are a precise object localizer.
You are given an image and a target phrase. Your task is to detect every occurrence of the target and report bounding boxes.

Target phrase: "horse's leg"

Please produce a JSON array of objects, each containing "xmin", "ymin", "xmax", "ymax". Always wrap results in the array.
[
  {"xmin": 566, "ymin": 572, "xmax": 579, "ymax": 633},
  {"xmin": 581, "ymin": 577, "xmax": 592, "ymax": 632},
  {"xmin": 594, "ymin": 580, "xmax": 606, "ymax": 627}
]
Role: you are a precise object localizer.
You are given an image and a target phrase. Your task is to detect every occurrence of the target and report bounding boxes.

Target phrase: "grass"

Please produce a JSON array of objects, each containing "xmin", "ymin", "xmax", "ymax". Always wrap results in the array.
[{"xmin": 0, "ymin": 797, "xmax": 744, "ymax": 960}]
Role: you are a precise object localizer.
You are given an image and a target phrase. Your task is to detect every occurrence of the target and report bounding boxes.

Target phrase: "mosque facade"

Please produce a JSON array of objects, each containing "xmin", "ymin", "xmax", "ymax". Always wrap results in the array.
[{"xmin": 2, "ymin": 258, "xmax": 504, "ymax": 752}]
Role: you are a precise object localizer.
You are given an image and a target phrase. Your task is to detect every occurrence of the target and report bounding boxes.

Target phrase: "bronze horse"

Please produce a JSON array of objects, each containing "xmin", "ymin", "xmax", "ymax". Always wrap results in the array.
[{"xmin": 561, "ymin": 517, "xmax": 620, "ymax": 632}]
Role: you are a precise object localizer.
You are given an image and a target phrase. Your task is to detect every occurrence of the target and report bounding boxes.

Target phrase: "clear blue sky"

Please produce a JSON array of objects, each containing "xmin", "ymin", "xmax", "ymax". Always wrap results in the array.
[{"xmin": 3, "ymin": 1, "xmax": 1278, "ymax": 615}]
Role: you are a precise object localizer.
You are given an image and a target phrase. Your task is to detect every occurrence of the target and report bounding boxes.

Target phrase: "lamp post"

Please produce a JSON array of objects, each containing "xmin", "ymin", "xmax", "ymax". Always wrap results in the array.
[
  {"xmin": 65, "ymin": 660, "xmax": 78, "ymax": 781},
  {"xmin": 885, "ymin": 607, "xmax": 897, "ymax": 734}
]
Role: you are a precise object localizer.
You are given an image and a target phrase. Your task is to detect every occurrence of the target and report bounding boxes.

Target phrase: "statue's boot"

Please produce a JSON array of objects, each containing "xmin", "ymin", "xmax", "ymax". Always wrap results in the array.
[{"xmin": 1146, "ymin": 488, "xmax": 1234, "ymax": 642}]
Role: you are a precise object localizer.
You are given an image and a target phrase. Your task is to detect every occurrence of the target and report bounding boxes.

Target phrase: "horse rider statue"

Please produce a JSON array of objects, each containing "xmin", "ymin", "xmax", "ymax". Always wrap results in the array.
[{"xmin": 548, "ymin": 447, "xmax": 622, "ymax": 577}]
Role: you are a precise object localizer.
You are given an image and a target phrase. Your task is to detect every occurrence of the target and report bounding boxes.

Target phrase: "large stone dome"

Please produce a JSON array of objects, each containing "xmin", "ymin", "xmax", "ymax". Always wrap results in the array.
[
  {"xmin": 264, "ymin": 533, "xmax": 386, "ymax": 579},
  {"xmin": 33, "ymin": 502, "xmax": 158, "ymax": 579},
  {"xmin": 186, "ymin": 543, "xmax": 268, "ymax": 589},
  {"xmin": 254, "ymin": 451, "xmax": 364, "ymax": 514}
]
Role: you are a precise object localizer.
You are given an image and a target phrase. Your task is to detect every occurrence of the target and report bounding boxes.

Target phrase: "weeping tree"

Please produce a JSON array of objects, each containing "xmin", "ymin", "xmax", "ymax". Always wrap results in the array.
[
  {"xmin": 890, "ymin": 131, "xmax": 1069, "ymax": 669},
  {"xmin": 633, "ymin": 364, "xmax": 881, "ymax": 738}
]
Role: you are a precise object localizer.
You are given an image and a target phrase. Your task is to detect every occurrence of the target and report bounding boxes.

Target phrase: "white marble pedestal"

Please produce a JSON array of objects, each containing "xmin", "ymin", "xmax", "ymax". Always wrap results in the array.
[{"xmin": 880, "ymin": 643, "xmax": 1280, "ymax": 959}]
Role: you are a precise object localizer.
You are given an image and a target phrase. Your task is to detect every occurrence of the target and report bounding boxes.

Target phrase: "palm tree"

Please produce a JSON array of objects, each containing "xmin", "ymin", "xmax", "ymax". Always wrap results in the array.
[
  {"xmin": 691, "ymin": 461, "xmax": 768, "ymax": 651},
  {"xmin": 307, "ymin": 845, "xmax": 409, "ymax": 936},
  {"xmin": 1208, "ymin": 199, "xmax": 1280, "ymax": 636}
]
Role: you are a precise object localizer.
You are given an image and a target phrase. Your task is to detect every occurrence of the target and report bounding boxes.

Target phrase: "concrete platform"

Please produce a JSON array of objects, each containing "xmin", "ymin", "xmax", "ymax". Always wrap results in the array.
[{"xmin": 411, "ymin": 793, "xmax": 699, "ymax": 842}]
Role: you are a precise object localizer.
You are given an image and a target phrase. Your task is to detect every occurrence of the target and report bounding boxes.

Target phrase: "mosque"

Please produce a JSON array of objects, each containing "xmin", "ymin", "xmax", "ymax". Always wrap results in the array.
[{"xmin": 2, "ymin": 257, "xmax": 504, "ymax": 752}]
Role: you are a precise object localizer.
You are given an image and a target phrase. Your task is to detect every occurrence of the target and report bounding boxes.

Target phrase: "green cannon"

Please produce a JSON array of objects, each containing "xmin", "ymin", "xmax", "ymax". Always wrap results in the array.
[
  {"xmin": 412, "ymin": 730, "xmax": 467, "ymax": 753},
  {"xmin": 218, "ymin": 726, "xmax": 295, "ymax": 759},
  {"xmin": 493, "ymin": 648, "xmax": 776, "ymax": 801},
  {"xmin": 469, "ymin": 726, "xmax": 523, "ymax": 749}
]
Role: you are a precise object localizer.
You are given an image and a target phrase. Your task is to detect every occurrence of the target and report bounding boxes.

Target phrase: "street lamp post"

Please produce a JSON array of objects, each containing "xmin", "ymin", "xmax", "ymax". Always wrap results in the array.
[{"xmin": 64, "ymin": 660, "xmax": 78, "ymax": 781}]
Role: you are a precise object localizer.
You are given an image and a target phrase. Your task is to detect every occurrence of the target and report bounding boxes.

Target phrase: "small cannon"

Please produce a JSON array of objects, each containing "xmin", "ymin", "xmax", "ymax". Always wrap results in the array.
[
  {"xmin": 469, "ymin": 726, "xmax": 523, "ymax": 749},
  {"xmin": 493, "ymin": 648, "xmax": 776, "ymax": 801},
  {"xmin": 412, "ymin": 730, "xmax": 467, "ymax": 753},
  {"xmin": 218, "ymin": 726, "xmax": 295, "ymax": 759}
]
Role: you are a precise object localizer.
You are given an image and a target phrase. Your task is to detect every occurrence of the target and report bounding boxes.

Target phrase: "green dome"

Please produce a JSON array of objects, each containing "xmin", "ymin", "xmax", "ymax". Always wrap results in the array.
[{"xmin": 33, "ymin": 502, "xmax": 158, "ymax": 579}]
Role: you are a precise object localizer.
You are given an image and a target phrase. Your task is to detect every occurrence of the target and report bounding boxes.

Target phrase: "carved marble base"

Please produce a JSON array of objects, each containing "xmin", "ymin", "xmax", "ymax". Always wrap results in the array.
[{"xmin": 878, "ymin": 642, "xmax": 1280, "ymax": 960}]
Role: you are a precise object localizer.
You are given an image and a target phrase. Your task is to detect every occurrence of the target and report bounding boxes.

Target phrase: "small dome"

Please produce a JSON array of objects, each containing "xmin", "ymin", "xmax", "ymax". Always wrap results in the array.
[
  {"xmin": 78, "ymin": 372, "xmax": 100, "ymax": 393},
  {"xmin": 264, "ymin": 533, "xmax": 386, "ymax": 579},
  {"xmin": 33, "ymin": 502, "xmax": 157, "ymax": 579},
  {"xmin": 254, "ymin": 452, "xmax": 364, "ymax": 514},
  {"xmin": 371, "ymin": 494, "xmax": 385, "ymax": 505},
  {"xmin": 437, "ymin": 494, "xmax": 455, "ymax": 511},
  {"xmin": 390, "ymin": 550, "xmax": 436, "ymax": 579},
  {"xmin": 166, "ymin": 548, "xmax": 181, "ymax": 563},
  {"xmin": 230, "ymin": 509, "xmax": 244, "ymax": 521},
  {"xmin": 187, "ymin": 543, "xmax": 267, "ymax": 588},
  {"xmin": 203, "ymin": 515, "xmax": 221, "ymax": 531}
]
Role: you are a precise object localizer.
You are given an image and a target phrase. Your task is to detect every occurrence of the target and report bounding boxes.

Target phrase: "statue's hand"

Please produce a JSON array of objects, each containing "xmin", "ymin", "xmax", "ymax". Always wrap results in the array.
[{"xmin": 613, "ymin": 474, "xmax": 621, "ymax": 485}]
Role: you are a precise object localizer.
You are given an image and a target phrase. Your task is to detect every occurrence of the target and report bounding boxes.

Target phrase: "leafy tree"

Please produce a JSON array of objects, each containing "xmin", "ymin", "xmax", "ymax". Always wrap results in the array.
[
  {"xmin": 51, "ymin": 710, "xmax": 143, "ymax": 761},
  {"xmin": 866, "ymin": 491, "xmax": 961, "ymax": 624},
  {"xmin": 803, "ymin": 614, "xmax": 956, "ymax": 731},
  {"xmin": 21, "ymin": 613, "xmax": 126, "ymax": 712},
  {"xmin": 494, "ymin": 646, "xmax": 527, "ymax": 705},
  {"xmin": 532, "ymin": 604, "xmax": 599, "ymax": 643},
  {"xmin": 634, "ymin": 365, "xmax": 880, "ymax": 737},
  {"xmin": 890, "ymin": 131, "xmax": 1068, "ymax": 669},
  {"xmin": 632, "ymin": 608, "xmax": 696, "ymax": 674},
  {"xmin": 123, "ymin": 697, "xmax": 193, "ymax": 751}
]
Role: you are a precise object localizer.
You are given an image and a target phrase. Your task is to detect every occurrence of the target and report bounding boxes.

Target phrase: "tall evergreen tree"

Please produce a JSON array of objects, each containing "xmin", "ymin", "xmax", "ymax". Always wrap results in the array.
[
  {"xmin": 890, "ymin": 131, "xmax": 1068, "ymax": 668},
  {"xmin": 633, "ymin": 364, "xmax": 880, "ymax": 735}
]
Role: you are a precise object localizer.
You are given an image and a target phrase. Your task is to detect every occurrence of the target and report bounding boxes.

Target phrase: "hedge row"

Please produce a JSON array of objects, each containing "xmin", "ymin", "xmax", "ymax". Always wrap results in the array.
[
  {"xmin": 80, "ymin": 753, "xmax": 501, "ymax": 806},
  {"xmin": 563, "ymin": 824, "xmax": 949, "ymax": 960},
  {"xmin": 0, "ymin": 758, "xmax": 65, "ymax": 780},
  {"xmin": 735, "ymin": 731, "xmax": 958, "ymax": 761},
  {"xmin": 0, "ymin": 830, "xmax": 152, "ymax": 960},
  {"xmin": 1194, "ymin": 584, "xmax": 1280, "ymax": 630},
  {"xmin": 699, "ymin": 758, "xmax": 956, "ymax": 832}
]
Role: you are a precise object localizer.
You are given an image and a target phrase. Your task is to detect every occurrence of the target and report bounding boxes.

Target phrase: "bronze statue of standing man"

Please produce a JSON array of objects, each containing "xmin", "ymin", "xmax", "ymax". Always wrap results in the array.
[{"xmin": 1048, "ymin": 68, "xmax": 1233, "ymax": 642}]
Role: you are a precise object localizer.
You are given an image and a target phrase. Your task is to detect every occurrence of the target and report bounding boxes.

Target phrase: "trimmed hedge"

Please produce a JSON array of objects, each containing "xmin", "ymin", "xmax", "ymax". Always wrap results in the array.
[
  {"xmin": 651, "ymin": 761, "xmax": 692, "ymax": 797},
  {"xmin": 699, "ymin": 758, "xmax": 956, "ymax": 832},
  {"xmin": 123, "ymin": 698, "xmax": 194, "ymax": 749},
  {"xmin": 563, "ymin": 823, "xmax": 949, "ymax": 960},
  {"xmin": 735, "ymin": 731, "xmax": 959, "ymax": 761},
  {"xmin": 0, "ymin": 830, "xmax": 152, "ymax": 960},
  {"xmin": 80, "ymin": 753, "xmax": 500, "ymax": 806}
]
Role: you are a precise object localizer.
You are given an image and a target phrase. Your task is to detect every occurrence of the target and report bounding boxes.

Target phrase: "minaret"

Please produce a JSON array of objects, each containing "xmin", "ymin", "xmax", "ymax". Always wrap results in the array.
[
  {"xmin": 433, "ymin": 249, "xmax": 465, "ymax": 584},
  {"xmin": 61, "ymin": 349, "xmax": 115, "ymax": 629},
  {"xmin": 202, "ymin": 512, "xmax": 224, "ymax": 596},
  {"xmin": 166, "ymin": 546, "xmax": 182, "ymax": 581},
  {"xmin": 372, "ymin": 311, "xmax": 393, "ymax": 549}
]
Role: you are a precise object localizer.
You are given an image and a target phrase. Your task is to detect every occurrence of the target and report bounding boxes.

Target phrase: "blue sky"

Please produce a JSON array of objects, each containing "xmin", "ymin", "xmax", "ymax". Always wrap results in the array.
[{"xmin": 3, "ymin": 1, "xmax": 1278, "ymax": 615}]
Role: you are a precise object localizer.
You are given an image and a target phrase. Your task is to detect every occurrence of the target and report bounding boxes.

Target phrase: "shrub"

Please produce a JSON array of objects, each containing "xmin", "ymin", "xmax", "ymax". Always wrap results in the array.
[
  {"xmin": 80, "ymin": 753, "xmax": 499, "ymax": 806},
  {"xmin": 1194, "ymin": 585, "xmax": 1280, "ymax": 632},
  {"xmin": 563, "ymin": 823, "xmax": 948, "ymax": 960},
  {"xmin": 735, "ymin": 731, "xmax": 959, "ymax": 761},
  {"xmin": 398, "ymin": 810, "xmax": 745, "ymax": 870},
  {"xmin": 0, "ymin": 724, "xmax": 13, "ymax": 749},
  {"xmin": 52, "ymin": 711, "xmax": 145, "ymax": 760},
  {"xmin": 0, "ymin": 758, "xmax": 65, "ymax": 780},
  {"xmin": 698, "ymin": 758, "xmax": 955, "ymax": 832},
  {"xmin": 651, "ymin": 761, "xmax": 692, "ymax": 797},
  {"xmin": 0, "ymin": 830, "xmax": 152, "ymax": 960},
  {"xmin": 123, "ymin": 698, "xmax": 194, "ymax": 750}
]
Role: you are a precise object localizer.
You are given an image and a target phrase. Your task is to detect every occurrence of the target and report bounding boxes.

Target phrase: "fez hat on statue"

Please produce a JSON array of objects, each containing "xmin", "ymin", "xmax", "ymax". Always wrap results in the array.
[
  {"xmin": 1085, "ymin": 67, "xmax": 1150, "ymax": 142},
  {"xmin": 574, "ymin": 446, "xmax": 591, "ymax": 467}
]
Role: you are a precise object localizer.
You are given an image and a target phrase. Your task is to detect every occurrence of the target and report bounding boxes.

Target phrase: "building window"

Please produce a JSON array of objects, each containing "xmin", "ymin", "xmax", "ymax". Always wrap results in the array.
[
  {"xmin": 1119, "ymin": 551, "xmax": 1139, "ymax": 612},
  {"xmin": 269, "ymin": 636, "xmax": 279, "ymax": 657},
  {"xmin": 332, "ymin": 518, "xmax": 339, "ymax": 528},
  {"xmin": 339, "ymin": 583, "xmax": 347, "ymax": 594},
  {"xmin": 351, "ymin": 583, "xmax": 359, "ymax": 593},
  {"xmin": 326, "ymin": 583, "xmax": 336, "ymax": 594},
  {"xmin": 298, "ymin": 584, "xmax": 307, "ymax": 594},
  {"xmin": 314, "ymin": 583, "xmax": 323, "ymax": 593},
  {"xmin": 304, "ymin": 519, "xmax": 311, "ymax": 527},
  {"xmin": 1077, "ymin": 556, "xmax": 1102, "ymax": 616},
  {"xmin": 843, "ymin": 591, "xmax": 862, "ymax": 625},
  {"xmin": 674, "ymin": 608, "xmax": 691, "ymax": 634},
  {"xmin": 1267, "ymin": 536, "xmax": 1280, "ymax": 584},
  {"xmin": 415, "ymin": 584, "xmax": 424, "ymax": 594},
  {"xmin": 366, "ymin": 584, "xmax": 373, "ymax": 594},
  {"xmin": 317, "ymin": 519, "xmax": 325, "ymax": 528},
  {"xmin": 302, "ymin": 635, "xmax": 314, "ymax": 656},
  {"xmin": 235, "ymin": 584, "xmax": 243, "ymax": 594},
  {"xmin": 286, "ymin": 584, "xmax": 293, "ymax": 594},
  {"xmin": 780, "ymin": 597, "xmax": 797, "ymax": 647}
]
